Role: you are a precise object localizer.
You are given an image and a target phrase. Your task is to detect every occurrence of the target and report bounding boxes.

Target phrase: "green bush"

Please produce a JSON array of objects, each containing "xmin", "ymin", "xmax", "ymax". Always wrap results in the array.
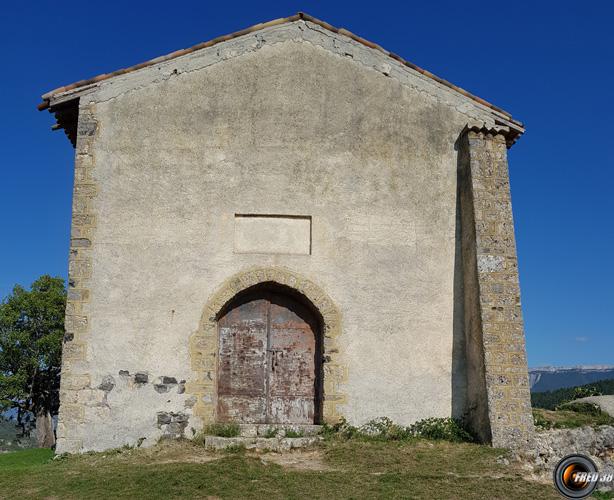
[
  {"xmin": 320, "ymin": 417, "xmax": 472, "ymax": 443},
  {"xmin": 387, "ymin": 424, "xmax": 414, "ymax": 441},
  {"xmin": 408, "ymin": 417, "xmax": 474, "ymax": 443},
  {"xmin": 359, "ymin": 416, "xmax": 394, "ymax": 436},
  {"xmin": 263, "ymin": 427, "xmax": 278, "ymax": 438},
  {"xmin": 359, "ymin": 417, "xmax": 412, "ymax": 441},
  {"xmin": 320, "ymin": 417, "xmax": 360, "ymax": 440},
  {"xmin": 556, "ymin": 401, "xmax": 602, "ymax": 415},
  {"xmin": 532, "ymin": 409, "xmax": 554, "ymax": 430},
  {"xmin": 284, "ymin": 428, "xmax": 304, "ymax": 438},
  {"xmin": 573, "ymin": 386, "xmax": 602, "ymax": 399},
  {"xmin": 202, "ymin": 423, "xmax": 240, "ymax": 438}
]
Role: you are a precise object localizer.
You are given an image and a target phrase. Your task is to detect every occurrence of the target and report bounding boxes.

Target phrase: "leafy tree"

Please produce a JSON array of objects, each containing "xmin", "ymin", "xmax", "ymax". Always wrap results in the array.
[{"xmin": 0, "ymin": 275, "xmax": 65, "ymax": 448}]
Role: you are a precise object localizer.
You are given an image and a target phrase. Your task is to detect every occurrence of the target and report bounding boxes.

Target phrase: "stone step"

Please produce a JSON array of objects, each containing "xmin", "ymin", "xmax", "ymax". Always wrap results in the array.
[
  {"xmin": 237, "ymin": 424, "xmax": 322, "ymax": 438},
  {"xmin": 204, "ymin": 435, "xmax": 322, "ymax": 452}
]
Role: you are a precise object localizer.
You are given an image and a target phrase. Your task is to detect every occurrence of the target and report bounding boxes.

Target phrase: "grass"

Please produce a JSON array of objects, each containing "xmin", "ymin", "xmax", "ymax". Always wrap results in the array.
[
  {"xmin": 559, "ymin": 401, "xmax": 603, "ymax": 414},
  {"xmin": 283, "ymin": 428, "xmax": 304, "ymax": 438},
  {"xmin": 0, "ymin": 438, "xmax": 565, "ymax": 499},
  {"xmin": 0, "ymin": 447, "xmax": 53, "ymax": 468},
  {"xmin": 223, "ymin": 443, "xmax": 246, "ymax": 454},
  {"xmin": 263, "ymin": 427, "xmax": 278, "ymax": 438},
  {"xmin": 533, "ymin": 407, "xmax": 614, "ymax": 430},
  {"xmin": 201, "ymin": 422, "xmax": 240, "ymax": 437}
]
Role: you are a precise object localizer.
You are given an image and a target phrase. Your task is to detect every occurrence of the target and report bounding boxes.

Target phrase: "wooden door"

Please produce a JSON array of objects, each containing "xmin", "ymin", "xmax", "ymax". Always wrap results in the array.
[
  {"xmin": 217, "ymin": 292, "xmax": 318, "ymax": 424},
  {"xmin": 217, "ymin": 298, "xmax": 268, "ymax": 423}
]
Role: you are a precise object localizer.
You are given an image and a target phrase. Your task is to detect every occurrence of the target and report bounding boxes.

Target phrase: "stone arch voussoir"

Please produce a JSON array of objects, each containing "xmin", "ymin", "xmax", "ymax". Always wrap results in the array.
[{"xmin": 187, "ymin": 267, "xmax": 347, "ymax": 425}]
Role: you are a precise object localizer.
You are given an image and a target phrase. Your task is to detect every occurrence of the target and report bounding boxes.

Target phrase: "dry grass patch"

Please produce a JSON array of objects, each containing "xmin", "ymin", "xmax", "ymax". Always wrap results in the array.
[
  {"xmin": 0, "ymin": 438, "xmax": 563, "ymax": 499},
  {"xmin": 257, "ymin": 448, "xmax": 331, "ymax": 471}
]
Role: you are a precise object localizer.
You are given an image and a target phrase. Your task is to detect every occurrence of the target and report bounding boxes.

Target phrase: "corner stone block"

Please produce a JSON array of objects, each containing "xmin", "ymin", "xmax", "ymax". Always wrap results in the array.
[
  {"xmin": 62, "ymin": 374, "xmax": 91, "ymax": 391},
  {"xmin": 55, "ymin": 439, "xmax": 83, "ymax": 454}
]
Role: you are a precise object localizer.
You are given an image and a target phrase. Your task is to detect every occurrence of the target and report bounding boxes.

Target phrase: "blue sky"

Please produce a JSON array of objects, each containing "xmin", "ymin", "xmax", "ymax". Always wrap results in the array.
[{"xmin": 1, "ymin": 1, "xmax": 612, "ymax": 367}]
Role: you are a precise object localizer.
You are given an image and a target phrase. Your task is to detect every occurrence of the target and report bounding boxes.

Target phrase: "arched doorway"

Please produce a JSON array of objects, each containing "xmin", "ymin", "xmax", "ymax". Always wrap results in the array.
[{"xmin": 216, "ymin": 284, "xmax": 323, "ymax": 424}]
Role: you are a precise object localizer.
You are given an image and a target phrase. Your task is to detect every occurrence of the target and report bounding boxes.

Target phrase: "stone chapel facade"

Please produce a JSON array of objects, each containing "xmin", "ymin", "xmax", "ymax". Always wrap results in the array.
[{"xmin": 39, "ymin": 13, "xmax": 534, "ymax": 453}]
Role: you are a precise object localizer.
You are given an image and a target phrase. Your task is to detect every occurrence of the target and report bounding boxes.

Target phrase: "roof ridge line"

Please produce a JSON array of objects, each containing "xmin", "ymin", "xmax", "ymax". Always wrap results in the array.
[{"xmin": 37, "ymin": 12, "xmax": 523, "ymax": 134}]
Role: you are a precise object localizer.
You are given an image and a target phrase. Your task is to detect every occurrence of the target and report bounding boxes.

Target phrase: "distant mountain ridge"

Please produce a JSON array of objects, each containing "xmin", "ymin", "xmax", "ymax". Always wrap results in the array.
[{"xmin": 530, "ymin": 365, "xmax": 614, "ymax": 392}]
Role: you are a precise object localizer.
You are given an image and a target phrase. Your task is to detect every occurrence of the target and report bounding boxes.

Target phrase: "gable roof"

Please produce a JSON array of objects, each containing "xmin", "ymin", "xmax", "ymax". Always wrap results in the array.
[{"xmin": 39, "ymin": 13, "xmax": 524, "ymax": 146}]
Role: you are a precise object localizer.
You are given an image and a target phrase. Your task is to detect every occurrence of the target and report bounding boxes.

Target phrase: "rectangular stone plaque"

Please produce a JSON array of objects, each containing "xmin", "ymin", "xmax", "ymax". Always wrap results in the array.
[{"xmin": 234, "ymin": 215, "xmax": 311, "ymax": 255}]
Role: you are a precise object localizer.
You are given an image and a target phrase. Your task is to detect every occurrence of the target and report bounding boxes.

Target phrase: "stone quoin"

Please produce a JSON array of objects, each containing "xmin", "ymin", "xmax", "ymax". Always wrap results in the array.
[{"xmin": 39, "ymin": 13, "xmax": 533, "ymax": 453}]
